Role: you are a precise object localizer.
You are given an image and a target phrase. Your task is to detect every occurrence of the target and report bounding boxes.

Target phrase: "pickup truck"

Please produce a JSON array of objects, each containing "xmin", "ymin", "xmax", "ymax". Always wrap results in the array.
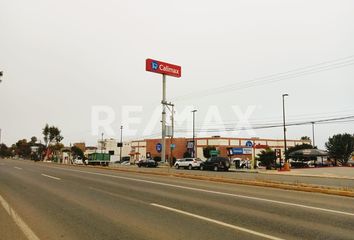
[{"xmin": 85, "ymin": 153, "xmax": 110, "ymax": 166}]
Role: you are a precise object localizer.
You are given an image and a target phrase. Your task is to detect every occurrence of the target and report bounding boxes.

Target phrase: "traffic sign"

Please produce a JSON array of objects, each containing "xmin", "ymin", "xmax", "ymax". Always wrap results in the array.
[
  {"xmin": 170, "ymin": 144, "xmax": 176, "ymax": 149},
  {"xmin": 146, "ymin": 59, "xmax": 181, "ymax": 78},
  {"xmin": 156, "ymin": 143, "xmax": 162, "ymax": 153},
  {"xmin": 209, "ymin": 150, "xmax": 220, "ymax": 156},
  {"xmin": 245, "ymin": 140, "xmax": 253, "ymax": 147}
]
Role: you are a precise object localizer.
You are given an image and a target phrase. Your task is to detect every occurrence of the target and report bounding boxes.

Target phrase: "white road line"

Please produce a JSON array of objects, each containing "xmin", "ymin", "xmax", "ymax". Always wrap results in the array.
[
  {"xmin": 14, "ymin": 167, "xmax": 23, "ymax": 170},
  {"xmin": 0, "ymin": 194, "xmax": 40, "ymax": 240},
  {"xmin": 151, "ymin": 203, "xmax": 284, "ymax": 240},
  {"xmin": 46, "ymin": 166, "xmax": 354, "ymax": 217},
  {"xmin": 41, "ymin": 174, "xmax": 61, "ymax": 181}
]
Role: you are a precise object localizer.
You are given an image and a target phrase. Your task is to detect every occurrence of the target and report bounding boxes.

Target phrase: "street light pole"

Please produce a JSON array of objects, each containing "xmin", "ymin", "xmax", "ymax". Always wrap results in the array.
[
  {"xmin": 119, "ymin": 125, "xmax": 123, "ymax": 162},
  {"xmin": 191, "ymin": 110, "xmax": 197, "ymax": 158},
  {"xmin": 101, "ymin": 132, "xmax": 104, "ymax": 154},
  {"xmin": 282, "ymin": 94, "xmax": 289, "ymax": 169}
]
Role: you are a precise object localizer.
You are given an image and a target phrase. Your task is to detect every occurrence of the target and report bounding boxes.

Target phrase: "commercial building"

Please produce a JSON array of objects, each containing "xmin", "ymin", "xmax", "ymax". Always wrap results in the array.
[
  {"xmin": 130, "ymin": 136, "xmax": 311, "ymax": 163},
  {"xmin": 97, "ymin": 138, "xmax": 131, "ymax": 162}
]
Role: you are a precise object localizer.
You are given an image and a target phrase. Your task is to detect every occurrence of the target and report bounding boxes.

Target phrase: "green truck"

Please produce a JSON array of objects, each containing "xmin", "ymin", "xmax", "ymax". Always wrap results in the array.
[{"xmin": 86, "ymin": 153, "xmax": 110, "ymax": 166}]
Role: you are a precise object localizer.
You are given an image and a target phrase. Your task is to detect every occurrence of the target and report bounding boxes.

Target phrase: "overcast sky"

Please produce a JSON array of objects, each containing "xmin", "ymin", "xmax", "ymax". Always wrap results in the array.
[{"xmin": 0, "ymin": 0, "xmax": 353, "ymax": 148}]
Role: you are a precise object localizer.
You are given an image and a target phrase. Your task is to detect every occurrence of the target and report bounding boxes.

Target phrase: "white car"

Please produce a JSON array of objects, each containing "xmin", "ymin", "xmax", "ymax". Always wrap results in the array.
[
  {"xmin": 174, "ymin": 158, "xmax": 202, "ymax": 170},
  {"xmin": 74, "ymin": 158, "xmax": 83, "ymax": 165}
]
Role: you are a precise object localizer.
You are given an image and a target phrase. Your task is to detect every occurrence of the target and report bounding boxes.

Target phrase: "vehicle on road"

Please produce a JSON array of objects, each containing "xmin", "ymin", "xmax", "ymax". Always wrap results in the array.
[
  {"xmin": 174, "ymin": 158, "xmax": 202, "ymax": 170},
  {"xmin": 200, "ymin": 157, "xmax": 230, "ymax": 171},
  {"xmin": 137, "ymin": 159, "xmax": 158, "ymax": 168}
]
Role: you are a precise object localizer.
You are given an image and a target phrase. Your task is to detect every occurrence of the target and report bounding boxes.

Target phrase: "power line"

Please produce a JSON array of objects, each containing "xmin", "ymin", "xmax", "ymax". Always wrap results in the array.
[
  {"xmin": 173, "ymin": 115, "xmax": 354, "ymax": 133},
  {"xmin": 174, "ymin": 110, "xmax": 354, "ymax": 127},
  {"xmin": 171, "ymin": 55, "xmax": 354, "ymax": 101}
]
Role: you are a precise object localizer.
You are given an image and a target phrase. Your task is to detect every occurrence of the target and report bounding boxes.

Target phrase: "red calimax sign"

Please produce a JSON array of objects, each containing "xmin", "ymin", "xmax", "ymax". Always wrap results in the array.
[{"xmin": 146, "ymin": 59, "xmax": 181, "ymax": 78}]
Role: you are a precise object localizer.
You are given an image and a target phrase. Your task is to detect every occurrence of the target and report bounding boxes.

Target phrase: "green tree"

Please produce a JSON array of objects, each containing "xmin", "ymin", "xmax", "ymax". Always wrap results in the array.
[
  {"xmin": 49, "ymin": 126, "xmax": 63, "ymax": 144},
  {"xmin": 42, "ymin": 124, "xmax": 64, "ymax": 161},
  {"xmin": 203, "ymin": 146, "xmax": 216, "ymax": 159},
  {"xmin": 14, "ymin": 139, "xmax": 31, "ymax": 158},
  {"xmin": 71, "ymin": 146, "xmax": 84, "ymax": 159},
  {"xmin": 43, "ymin": 124, "xmax": 50, "ymax": 147},
  {"xmin": 30, "ymin": 136, "xmax": 37, "ymax": 145},
  {"xmin": 0, "ymin": 143, "xmax": 13, "ymax": 158},
  {"xmin": 326, "ymin": 133, "xmax": 354, "ymax": 166},
  {"xmin": 257, "ymin": 148, "xmax": 276, "ymax": 170}
]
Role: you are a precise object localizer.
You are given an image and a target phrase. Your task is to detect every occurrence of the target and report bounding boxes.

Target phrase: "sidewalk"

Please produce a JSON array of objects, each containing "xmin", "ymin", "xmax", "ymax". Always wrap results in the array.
[{"xmin": 259, "ymin": 167, "xmax": 354, "ymax": 180}]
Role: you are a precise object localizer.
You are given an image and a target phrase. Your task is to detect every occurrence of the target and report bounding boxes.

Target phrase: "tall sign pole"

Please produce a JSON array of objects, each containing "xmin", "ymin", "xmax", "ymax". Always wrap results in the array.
[
  {"xmin": 162, "ymin": 74, "xmax": 167, "ymax": 163},
  {"xmin": 146, "ymin": 59, "xmax": 182, "ymax": 164}
]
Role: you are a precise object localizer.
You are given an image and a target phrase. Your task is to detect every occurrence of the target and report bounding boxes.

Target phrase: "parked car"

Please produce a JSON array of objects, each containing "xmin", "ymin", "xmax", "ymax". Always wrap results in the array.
[
  {"xmin": 200, "ymin": 157, "xmax": 230, "ymax": 171},
  {"xmin": 289, "ymin": 161, "xmax": 311, "ymax": 168},
  {"xmin": 174, "ymin": 158, "xmax": 202, "ymax": 170},
  {"xmin": 137, "ymin": 159, "xmax": 158, "ymax": 168},
  {"xmin": 74, "ymin": 157, "xmax": 83, "ymax": 165}
]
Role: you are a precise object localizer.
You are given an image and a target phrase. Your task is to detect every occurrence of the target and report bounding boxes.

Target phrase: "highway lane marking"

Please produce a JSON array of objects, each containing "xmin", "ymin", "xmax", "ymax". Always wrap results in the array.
[
  {"xmin": 151, "ymin": 203, "xmax": 284, "ymax": 240},
  {"xmin": 41, "ymin": 174, "xmax": 61, "ymax": 181},
  {"xmin": 14, "ymin": 166, "xmax": 23, "ymax": 170},
  {"xmin": 0, "ymin": 194, "xmax": 41, "ymax": 240},
  {"xmin": 44, "ymin": 166, "xmax": 354, "ymax": 217}
]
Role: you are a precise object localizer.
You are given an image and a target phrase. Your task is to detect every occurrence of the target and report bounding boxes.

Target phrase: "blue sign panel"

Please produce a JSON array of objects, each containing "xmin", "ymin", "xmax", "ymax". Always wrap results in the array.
[
  {"xmin": 156, "ymin": 143, "xmax": 162, "ymax": 153},
  {"xmin": 230, "ymin": 148, "xmax": 253, "ymax": 155},
  {"xmin": 232, "ymin": 148, "xmax": 244, "ymax": 155},
  {"xmin": 245, "ymin": 140, "xmax": 253, "ymax": 147}
]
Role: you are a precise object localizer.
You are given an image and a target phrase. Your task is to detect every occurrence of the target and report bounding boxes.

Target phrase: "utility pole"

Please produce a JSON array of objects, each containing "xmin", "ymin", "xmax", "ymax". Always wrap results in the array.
[
  {"xmin": 191, "ymin": 109, "xmax": 197, "ymax": 158},
  {"xmin": 161, "ymin": 74, "xmax": 167, "ymax": 163},
  {"xmin": 311, "ymin": 122, "xmax": 315, "ymax": 147},
  {"xmin": 0, "ymin": 128, "xmax": 2, "ymax": 144},
  {"xmin": 282, "ymin": 93, "xmax": 289, "ymax": 169},
  {"xmin": 119, "ymin": 125, "xmax": 123, "ymax": 162},
  {"xmin": 164, "ymin": 101, "xmax": 175, "ymax": 166}
]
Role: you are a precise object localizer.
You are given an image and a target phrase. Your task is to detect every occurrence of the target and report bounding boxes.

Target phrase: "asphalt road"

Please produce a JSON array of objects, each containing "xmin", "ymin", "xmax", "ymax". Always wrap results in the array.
[{"xmin": 1, "ymin": 159, "xmax": 354, "ymax": 240}]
